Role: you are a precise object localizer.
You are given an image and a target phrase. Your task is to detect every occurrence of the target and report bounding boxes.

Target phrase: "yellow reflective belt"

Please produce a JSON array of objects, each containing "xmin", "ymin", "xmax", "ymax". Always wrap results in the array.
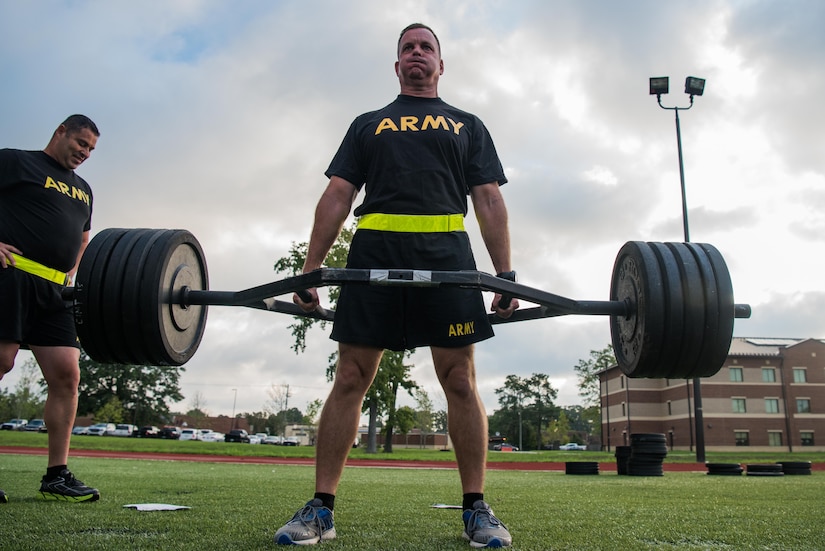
[
  {"xmin": 9, "ymin": 253, "xmax": 68, "ymax": 285},
  {"xmin": 356, "ymin": 213, "xmax": 465, "ymax": 233}
]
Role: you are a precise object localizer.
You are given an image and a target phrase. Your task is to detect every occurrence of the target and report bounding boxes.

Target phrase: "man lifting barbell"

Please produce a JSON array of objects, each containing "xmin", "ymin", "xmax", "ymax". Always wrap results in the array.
[{"xmin": 0, "ymin": 115, "xmax": 101, "ymax": 504}]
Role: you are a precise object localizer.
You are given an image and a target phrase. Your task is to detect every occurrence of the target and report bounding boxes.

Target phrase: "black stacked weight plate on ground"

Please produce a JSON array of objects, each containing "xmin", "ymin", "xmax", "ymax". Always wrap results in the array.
[
  {"xmin": 777, "ymin": 461, "xmax": 812, "ymax": 475},
  {"xmin": 745, "ymin": 464, "xmax": 784, "ymax": 477},
  {"xmin": 565, "ymin": 461, "xmax": 599, "ymax": 475},
  {"xmin": 615, "ymin": 446, "xmax": 632, "ymax": 475},
  {"xmin": 706, "ymin": 463, "xmax": 744, "ymax": 476},
  {"xmin": 628, "ymin": 433, "xmax": 667, "ymax": 476}
]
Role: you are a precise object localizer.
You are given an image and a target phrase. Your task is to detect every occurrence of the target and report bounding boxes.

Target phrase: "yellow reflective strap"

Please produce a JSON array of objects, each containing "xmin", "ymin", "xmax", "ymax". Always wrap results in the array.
[
  {"xmin": 9, "ymin": 253, "xmax": 68, "ymax": 285},
  {"xmin": 356, "ymin": 213, "xmax": 465, "ymax": 233}
]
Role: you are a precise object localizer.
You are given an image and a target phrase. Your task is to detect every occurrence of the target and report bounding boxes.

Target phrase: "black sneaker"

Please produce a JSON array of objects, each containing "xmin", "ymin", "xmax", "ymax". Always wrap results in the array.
[
  {"xmin": 0, "ymin": 489, "xmax": 7, "ymax": 503},
  {"xmin": 38, "ymin": 469, "xmax": 100, "ymax": 502}
]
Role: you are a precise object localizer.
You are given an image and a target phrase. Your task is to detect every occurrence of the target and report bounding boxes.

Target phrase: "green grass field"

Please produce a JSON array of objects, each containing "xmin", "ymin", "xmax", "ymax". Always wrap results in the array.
[{"xmin": 1, "ymin": 435, "xmax": 823, "ymax": 550}]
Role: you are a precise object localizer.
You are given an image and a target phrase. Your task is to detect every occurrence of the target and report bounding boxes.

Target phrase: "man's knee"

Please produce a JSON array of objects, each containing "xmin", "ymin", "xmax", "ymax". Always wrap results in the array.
[{"xmin": 0, "ymin": 341, "xmax": 20, "ymax": 378}]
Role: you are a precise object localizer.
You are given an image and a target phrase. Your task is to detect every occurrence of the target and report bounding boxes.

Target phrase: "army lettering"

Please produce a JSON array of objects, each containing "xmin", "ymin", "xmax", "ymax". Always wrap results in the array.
[
  {"xmin": 448, "ymin": 321, "xmax": 475, "ymax": 337},
  {"xmin": 44, "ymin": 176, "xmax": 91, "ymax": 205},
  {"xmin": 375, "ymin": 115, "xmax": 465, "ymax": 136}
]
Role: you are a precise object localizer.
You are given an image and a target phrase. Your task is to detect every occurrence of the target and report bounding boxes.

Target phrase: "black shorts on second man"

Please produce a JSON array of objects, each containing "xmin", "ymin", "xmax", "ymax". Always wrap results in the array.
[
  {"xmin": 0, "ymin": 267, "xmax": 79, "ymax": 348},
  {"xmin": 330, "ymin": 230, "xmax": 494, "ymax": 351}
]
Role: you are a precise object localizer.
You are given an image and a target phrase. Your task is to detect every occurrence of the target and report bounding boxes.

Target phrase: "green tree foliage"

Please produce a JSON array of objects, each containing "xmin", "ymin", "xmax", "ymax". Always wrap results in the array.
[
  {"xmin": 0, "ymin": 358, "xmax": 46, "ymax": 420},
  {"xmin": 574, "ymin": 344, "xmax": 615, "ymax": 407},
  {"xmin": 492, "ymin": 373, "xmax": 558, "ymax": 450},
  {"xmin": 77, "ymin": 351, "xmax": 184, "ymax": 426},
  {"xmin": 95, "ymin": 396, "xmax": 125, "ymax": 423},
  {"xmin": 378, "ymin": 350, "xmax": 418, "ymax": 453}
]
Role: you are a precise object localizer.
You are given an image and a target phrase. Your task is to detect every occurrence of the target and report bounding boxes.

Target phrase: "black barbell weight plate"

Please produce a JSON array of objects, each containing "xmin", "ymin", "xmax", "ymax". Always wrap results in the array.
[
  {"xmin": 74, "ymin": 228, "xmax": 129, "ymax": 363},
  {"xmin": 610, "ymin": 242, "xmax": 666, "ymax": 378},
  {"xmin": 139, "ymin": 230, "xmax": 208, "ymax": 366},
  {"xmin": 100, "ymin": 229, "xmax": 154, "ymax": 364},
  {"xmin": 648, "ymin": 243, "xmax": 687, "ymax": 379},
  {"xmin": 683, "ymin": 243, "xmax": 722, "ymax": 379},
  {"xmin": 693, "ymin": 243, "xmax": 735, "ymax": 378},
  {"xmin": 664, "ymin": 243, "xmax": 706, "ymax": 379}
]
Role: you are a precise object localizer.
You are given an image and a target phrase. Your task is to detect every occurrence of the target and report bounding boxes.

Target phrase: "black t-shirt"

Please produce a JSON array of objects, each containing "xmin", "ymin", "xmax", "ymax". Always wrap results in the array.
[
  {"xmin": 0, "ymin": 149, "xmax": 93, "ymax": 272},
  {"xmin": 325, "ymin": 95, "xmax": 507, "ymax": 217}
]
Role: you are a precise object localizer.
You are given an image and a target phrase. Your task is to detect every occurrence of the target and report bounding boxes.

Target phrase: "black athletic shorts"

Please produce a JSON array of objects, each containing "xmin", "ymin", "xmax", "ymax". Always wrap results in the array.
[
  {"xmin": 330, "ymin": 230, "xmax": 494, "ymax": 350},
  {"xmin": 0, "ymin": 267, "xmax": 79, "ymax": 348}
]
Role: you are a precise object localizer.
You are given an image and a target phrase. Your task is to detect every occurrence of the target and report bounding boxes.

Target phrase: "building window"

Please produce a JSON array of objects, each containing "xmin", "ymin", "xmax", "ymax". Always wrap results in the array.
[
  {"xmin": 620, "ymin": 376, "xmax": 625, "ymax": 388},
  {"xmin": 761, "ymin": 368, "xmax": 776, "ymax": 382},
  {"xmin": 621, "ymin": 402, "xmax": 626, "ymax": 416},
  {"xmin": 800, "ymin": 432, "xmax": 814, "ymax": 446},
  {"xmin": 793, "ymin": 368, "xmax": 807, "ymax": 383},
  {"xmin": 797, "ymin": 399, "xmax": 811, "ymax": 413},
  {"xmin": 667, "ymin": 401, "xmax": 672, "ymax": 415},
  {"xmin": 768, "ymin": 432, "xmax": 783, "ymax": 447},
  {"xmin": 729, "ymin": 367, "xmax": 744, "ymax": 382},
  {"xmin": 732, "ymin": 398, "xmax": 747, "ymax": 413},
  {"xmin": 765, "ymin": 399, "xmax": 779, "ymax": 414},
  {"xmin": 734, "ymin": 431, "xmax": 749, "ymax": 446}
]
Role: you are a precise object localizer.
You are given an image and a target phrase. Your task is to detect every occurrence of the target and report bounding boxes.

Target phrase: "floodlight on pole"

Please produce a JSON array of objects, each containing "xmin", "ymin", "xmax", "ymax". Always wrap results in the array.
[{"xmin": 649, "ymin": 75, "xmax": 708, "ymax": 463}]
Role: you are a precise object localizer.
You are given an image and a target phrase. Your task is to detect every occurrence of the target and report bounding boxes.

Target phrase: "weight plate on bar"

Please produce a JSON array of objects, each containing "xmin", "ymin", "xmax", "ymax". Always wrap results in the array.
[
  {"xmin": 646, "ymin": 243, "xmax": 686, "ymax": 379},
  {"xmin": 693, "ymin": 243, "xmax": 734, "ymax": 377},
  {"xmin": 139, "ymin": 230, "xmax": 208, "ymax": 366},
  {"xmin": 665, "ymin": 243, "xmax": 705, "ymax": 379},
  {"xmin": 610, "ymin": 242, "xmax": 665, "ymax": 378},
  {"xmin": 74, "ymin": 228, "xmax": 129, "ymax": 363},
  {"xmin": 101, "ymin": 229, "xmax": 154, "ymax": 364},
  {"xmin": 684, "ymin": 243, "xmax": 721, "ymax": 379}
]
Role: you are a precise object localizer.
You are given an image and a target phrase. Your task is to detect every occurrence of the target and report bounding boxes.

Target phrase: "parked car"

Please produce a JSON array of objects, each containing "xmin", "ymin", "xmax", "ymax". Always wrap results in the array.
[
  {"xmin": 493, "ymin": 443, "xmax": 519, "ymax": 451},
  {"xmin": 262, "ymin": 435, "xmax": 282, "ymax": 445},
  {"xmin": 158, "ymin": 426, "xmax": 181, "ymax": 439},
  {"xmin": 24, "ymin": 419, "xmax": 47, "ymax": 432},
  {"xmin": 86, "ymin": 423, "xmax": 116, "ymax": 436},
  {"xmin": 201, "ymin": 431, "xmax": 224, "ymax": 442},
  {"xmin": 282, "ymin": 436, "xmax": 299, "ymax": 446},
  {"xmin": 224, "ymin": 429, "xmax": 250, "ymax": 443},
  {"xmin": 137, "ymin": 426, "xmax": 160, "ymax": 438},
  {"xmin": 111, "ymin": 424, "xmax": 138, "ymax": 437},
  {"xmin": 558, "ymin": 442, "xmax": 587, "ymax": 451},
  {"xmin": 1, "ymin": 418, "xmax": 28, "ymax": 431},
  {"xmin": 180, "ymin": 428, "xmax": 201, "ymax": 441},
  {"xmin": 72, "ymin": 426, "xmax": 89, "ymax": 435}
]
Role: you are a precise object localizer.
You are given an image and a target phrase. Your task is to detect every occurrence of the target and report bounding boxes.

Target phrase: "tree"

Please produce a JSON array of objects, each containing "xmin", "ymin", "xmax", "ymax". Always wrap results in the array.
[
  {"xmin": 95, "ymin": 396, "xmax": 125, "ymax": 424},
  {"xmin": 76, "ymin": 352, "xmax": 185, "ymax": 426},
  {"xmin": 413, "ymin": 388, "xmax": 434, "ymax": 448},
  {"xmin": 492, "ymin": 373, "xmax": 558, "ymax": 450},
  {"xmin": 574, "ymin": 344, "xmax": 615, "ymax": 407},
  {"xmin": 0, "ymin": 358, "xmax": 46, "ymax": 420}
]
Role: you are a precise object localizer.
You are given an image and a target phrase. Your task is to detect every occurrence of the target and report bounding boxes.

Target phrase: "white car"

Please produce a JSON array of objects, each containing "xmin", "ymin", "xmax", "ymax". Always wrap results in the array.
[
  {"xmin": 263, "ymin": 435, "xmax": 282, "ymax": 445},
  {"xmin": 111, "ymin": 424, "xmax": 137, "ymax": 437},
  {"xmin": 86, "ymin": 423, "xmax": 116, "ymax": 436},
  {"xmin": 72, "ymin": 426, "xmax": 89, "ymax": 435},
  {"xmin": 201, "ymin": 431, "xmax": 224, "ymax": 442},
  {"xmin": 179, "ymin": 428, "xmax": 201, "ymax": 441},
  {"xmin": 558, "ymin": 443, "xmax": 587, "ymax": 451},
  {"xmin": 1, "ymin": 418, "xmax": 28, "ymax": 431}
]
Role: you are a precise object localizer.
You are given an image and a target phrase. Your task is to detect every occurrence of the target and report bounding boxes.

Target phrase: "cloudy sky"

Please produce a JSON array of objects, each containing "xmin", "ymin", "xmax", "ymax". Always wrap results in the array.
[{"xmin": 2, "ymin": 1, "xmax": 824, "ymax": 420}]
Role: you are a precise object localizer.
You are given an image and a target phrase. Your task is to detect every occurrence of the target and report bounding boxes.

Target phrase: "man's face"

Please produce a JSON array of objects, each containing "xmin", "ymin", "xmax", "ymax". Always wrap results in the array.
[
  {"xmin": 395, "ymin": 28, "xmax": 443, "ymax": 86},
  {"xmin": 51, "ymin": 126, "xmax": 98, "ymax": 170}
]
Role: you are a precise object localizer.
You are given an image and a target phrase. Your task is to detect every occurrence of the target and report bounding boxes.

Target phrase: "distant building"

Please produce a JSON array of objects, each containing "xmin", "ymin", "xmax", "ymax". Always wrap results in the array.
[{"xmin": 600, "ymin": 338, "xmax": 825, "ymax": 452}]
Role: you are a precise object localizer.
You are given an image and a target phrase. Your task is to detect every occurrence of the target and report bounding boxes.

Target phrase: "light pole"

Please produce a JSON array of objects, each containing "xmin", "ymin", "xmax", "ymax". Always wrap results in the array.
[
  {"xmin": 649, "ymin": 75, "xmax": 708, "ymax": 463},
  {"xmin": 231, "ymin": 388, "xmax": 238, "ymax": 430}
]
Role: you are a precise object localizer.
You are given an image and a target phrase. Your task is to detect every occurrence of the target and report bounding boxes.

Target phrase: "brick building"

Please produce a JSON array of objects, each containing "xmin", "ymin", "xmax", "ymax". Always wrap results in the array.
[{"xmin": 600, "ymin": 338, "xmax": 825, "ymax": 452}]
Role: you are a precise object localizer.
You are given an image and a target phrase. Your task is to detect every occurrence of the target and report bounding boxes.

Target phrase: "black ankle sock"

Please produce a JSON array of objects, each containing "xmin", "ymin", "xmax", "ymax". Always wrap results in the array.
[
  {"xmin": 463, "ymin": 493, "xmax": 484, "ymax": 511},
  {"xmin": 46, "ymin": 465, "xmax": 67, "ymax": 480},
  {"xmin": 314, "ymin": 492, "xmax": 335, "ymax": 511}
]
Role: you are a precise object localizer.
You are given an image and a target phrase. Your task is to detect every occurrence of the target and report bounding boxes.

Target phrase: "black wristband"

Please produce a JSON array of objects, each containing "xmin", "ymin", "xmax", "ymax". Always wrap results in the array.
[{"xmin": 496, "ymin": 271, "xmax": 517, "ymax": 282}]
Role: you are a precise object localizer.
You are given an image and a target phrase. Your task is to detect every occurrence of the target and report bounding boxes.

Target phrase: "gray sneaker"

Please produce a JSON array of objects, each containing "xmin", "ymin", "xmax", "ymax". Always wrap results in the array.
[
  {"xmin": 462, "ymin": 500, "xmax": 512, "ymax": 548},
  {"xmin": 0, "ymin": 489, "xmax": 7, "ymax": 503},
  {"xmin": 274, "ymin": 498, "xmax": 336, "ymax": 545}
]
